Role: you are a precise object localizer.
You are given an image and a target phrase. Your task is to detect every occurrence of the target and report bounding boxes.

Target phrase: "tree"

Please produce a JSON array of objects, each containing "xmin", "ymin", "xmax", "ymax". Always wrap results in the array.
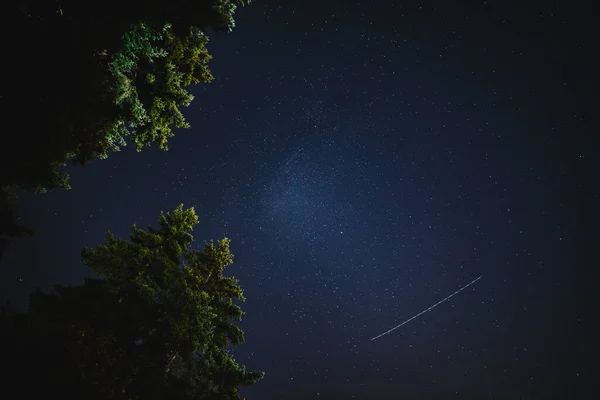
[
  {"xmin": 5, "ymin": 0, "xmax": 250, "ymax": 191},
  {"xmin": 0, "ymin": 0, "xmax": 251, "ymax": 258},
  {"xmin": 0, "ymin": 205, "xmax": 264, "ymax": 399}
]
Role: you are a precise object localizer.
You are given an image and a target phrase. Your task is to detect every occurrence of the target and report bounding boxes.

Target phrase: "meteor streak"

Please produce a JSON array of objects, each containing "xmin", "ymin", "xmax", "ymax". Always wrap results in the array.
[{"xmin": 370, "ymin": 275, "xmax": 482, "ymax": 342}]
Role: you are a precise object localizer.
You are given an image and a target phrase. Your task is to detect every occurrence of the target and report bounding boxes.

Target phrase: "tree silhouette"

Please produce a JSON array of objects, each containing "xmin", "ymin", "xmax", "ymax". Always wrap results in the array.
[
  {"xmin": 0, "ymin": 1, "xmax": 251, "ymax": 258},
  {"xmin": 0, "ymin": 205, "xmax": 264, "ymax": 399}
]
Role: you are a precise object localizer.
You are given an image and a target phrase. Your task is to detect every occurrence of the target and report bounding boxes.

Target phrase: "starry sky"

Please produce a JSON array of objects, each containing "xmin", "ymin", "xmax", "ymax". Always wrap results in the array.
[{"xmin": 1, "ymin": 0, "xmax": 594, "ymax": 398}]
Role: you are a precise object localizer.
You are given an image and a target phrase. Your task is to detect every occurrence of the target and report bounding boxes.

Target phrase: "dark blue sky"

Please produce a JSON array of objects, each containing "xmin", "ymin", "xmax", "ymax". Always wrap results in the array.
[{"xmin": 1, "ymin": 0, "xmax": 593, "ymax": 398}]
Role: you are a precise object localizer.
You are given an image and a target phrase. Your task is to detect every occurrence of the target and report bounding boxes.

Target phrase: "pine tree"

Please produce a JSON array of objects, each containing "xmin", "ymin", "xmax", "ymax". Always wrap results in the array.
[
  {"xmin": 0, "ymin": 1, "xmax": 251, "ymax": 259},
  {"xmin": 1, "ymin": 205, "xmax": 263, "ymax": 399},
  {"xmin": 3, "ymin": 0, "xmax": 251, "ymax": 191}
]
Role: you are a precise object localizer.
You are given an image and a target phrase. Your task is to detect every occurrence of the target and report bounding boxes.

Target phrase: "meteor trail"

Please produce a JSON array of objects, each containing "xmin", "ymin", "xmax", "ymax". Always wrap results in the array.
[{"xmin": 369, "ymin": 275, "xmax": 482, "ymax": 342}]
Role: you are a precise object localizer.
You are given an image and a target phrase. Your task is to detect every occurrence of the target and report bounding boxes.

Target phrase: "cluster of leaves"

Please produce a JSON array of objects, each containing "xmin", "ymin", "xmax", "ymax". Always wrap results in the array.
[
  {"xmin": 4, "ymin": 0, "xmax": 249, "ymax": 190},
  {"xmin": 0, "ymin": 0, "xmax": 249, "ymax": 258},
  {"xmin": 80, "ymin": 21, "xmax": 214, "ymax": 163},
  {"xmin": 1, "ymin": 205, "xmax": 263, "ymax": 399}
]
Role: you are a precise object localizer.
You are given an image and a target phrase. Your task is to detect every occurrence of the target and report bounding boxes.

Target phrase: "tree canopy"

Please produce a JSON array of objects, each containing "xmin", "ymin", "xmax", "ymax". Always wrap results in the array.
[
  {"xmin": 3, "ymin": 0, "xmax": 250, "ymax": 191},
  {"xmin": 0, "ymin": 0, "xmax": 250, "ymax": 258},
  {"xmin": 0, "ymin": 205, "xmax": 263, "ymax": 399}
]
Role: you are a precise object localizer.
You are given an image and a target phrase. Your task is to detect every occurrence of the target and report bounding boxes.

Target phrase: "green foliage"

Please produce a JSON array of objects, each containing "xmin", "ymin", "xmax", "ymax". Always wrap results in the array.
[
  {"xmin": 2, "ymin": 0, "xmax": 250, "ymax": 192},
  {"xmin": 0, "ymin": 0, "xmax": 251, "ymax": 258},
  {"xmin": 77, "ymin": 21, "xmax": 213, "ymax": 163},
  {"xmin": 1, "ymin": 205, "xmax": 263, "ymax": 399}
]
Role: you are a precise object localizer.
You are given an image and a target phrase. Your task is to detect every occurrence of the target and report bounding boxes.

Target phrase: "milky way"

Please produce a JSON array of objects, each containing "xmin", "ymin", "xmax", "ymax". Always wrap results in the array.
[{"xmin": 259, "ymin": 144, "xmax": 355, "ymax": 245}]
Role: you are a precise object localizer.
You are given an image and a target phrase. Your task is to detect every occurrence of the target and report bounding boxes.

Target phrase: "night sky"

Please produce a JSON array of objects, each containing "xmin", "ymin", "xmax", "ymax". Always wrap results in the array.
[{"xmin": 1, "ymin": 1, "xmax": 594, "ymax": 398}]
